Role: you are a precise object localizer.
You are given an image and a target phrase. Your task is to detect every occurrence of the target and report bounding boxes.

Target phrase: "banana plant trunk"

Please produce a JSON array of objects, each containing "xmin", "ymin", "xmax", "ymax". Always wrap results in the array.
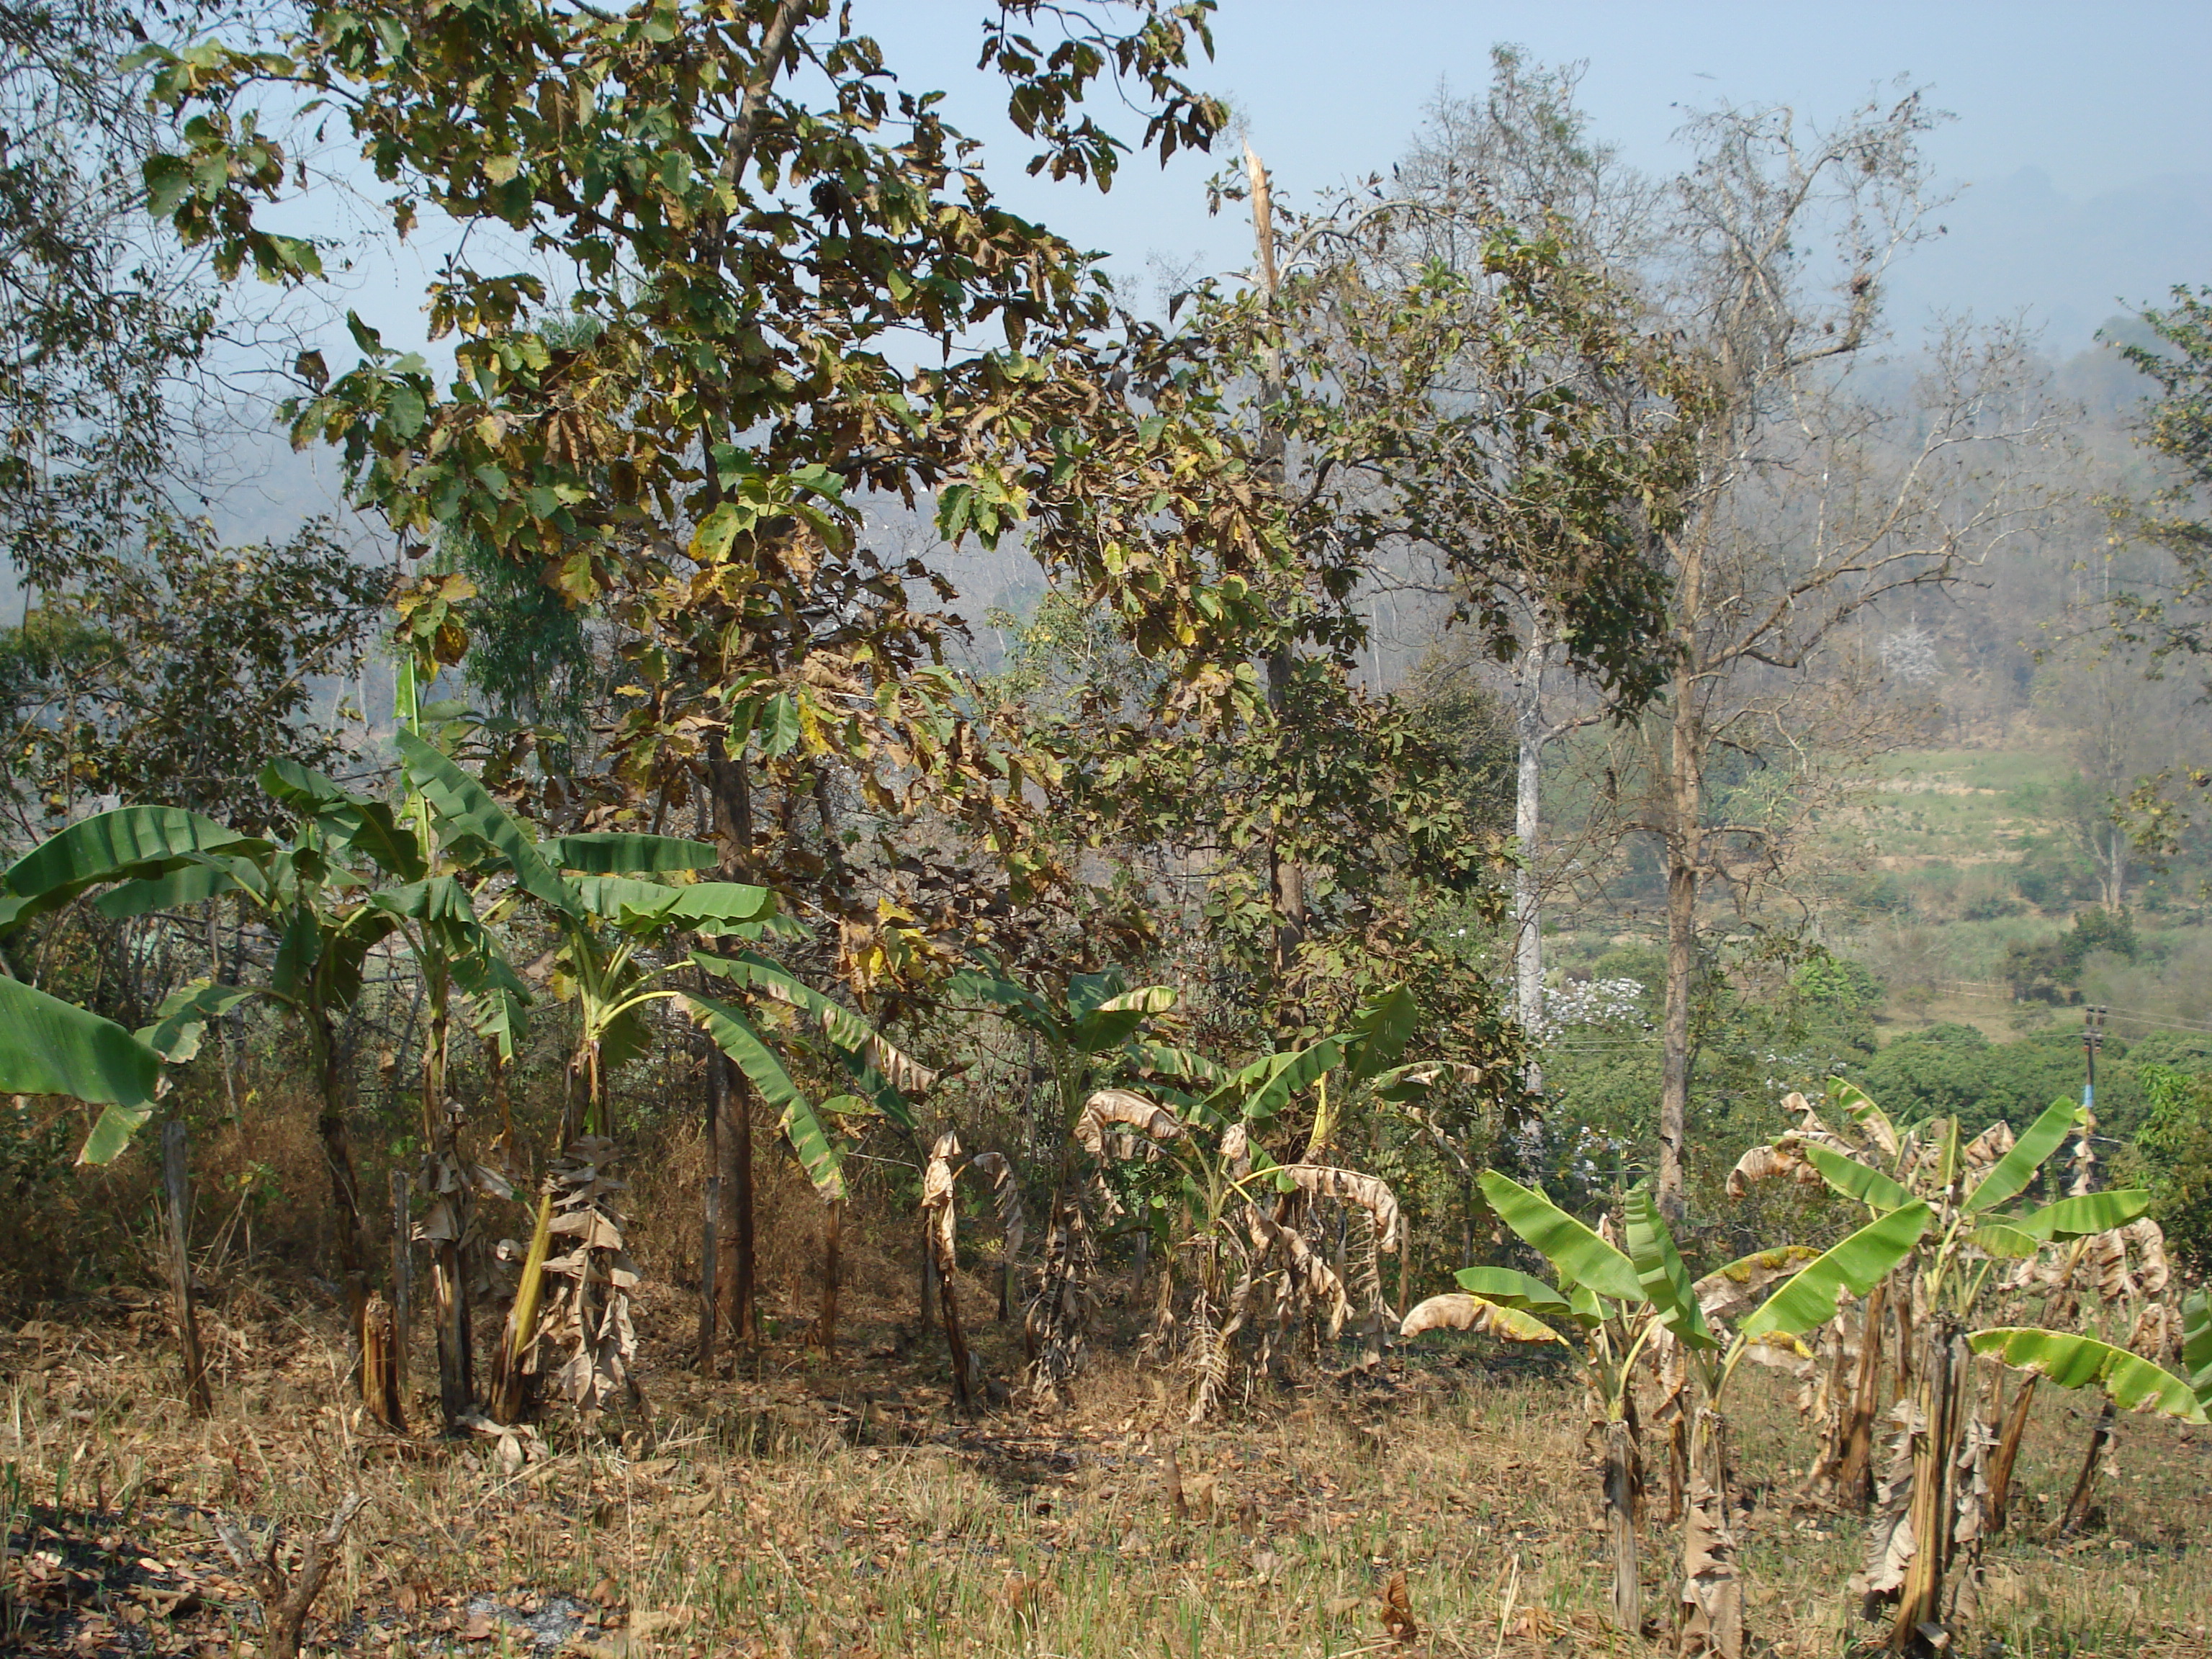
[
  {"xmin": 420, "ymin": 994, "xmax": 473, "ymax": 1429},
  {"xmin": 1679, "ymin": 1408, "xmax": 1743, "ymax": 1658},
  {"xmin": 1835, "ymin": 1276, "xmax": 1890, "ymax": 1509},
  {"xmin": 1985, "ymin": 1375, "xmax": 2038, "ymax": 1534},
  {"xmin": 486, "ymin": 1190, "xmax": 553, "ymax": 1424},
  {"xmin": 1888, "ymin": 1318, "xmax": 1968, "ymax": 1654},
  {"xmin": 1603, "ymin": 1416, "xmax": 1642, "ymax": 1635}
]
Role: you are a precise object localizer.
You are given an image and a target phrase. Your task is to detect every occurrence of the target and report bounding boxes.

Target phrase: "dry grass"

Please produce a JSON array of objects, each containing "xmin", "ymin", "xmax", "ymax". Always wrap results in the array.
[{"xmin": 6, "ymin": 1280, "xmax": 2211, "ymax": 1659}]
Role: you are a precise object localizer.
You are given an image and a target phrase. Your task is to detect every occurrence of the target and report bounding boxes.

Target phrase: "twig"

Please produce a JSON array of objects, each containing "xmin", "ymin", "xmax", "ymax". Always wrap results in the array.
[
  {"xmin": 215, "ymin": 1489, "xmax": 367, "ymax": 1659},
  {"xmin": 1492, "ymin": 1550, "xmax": 1520, "ymax": 1659}
]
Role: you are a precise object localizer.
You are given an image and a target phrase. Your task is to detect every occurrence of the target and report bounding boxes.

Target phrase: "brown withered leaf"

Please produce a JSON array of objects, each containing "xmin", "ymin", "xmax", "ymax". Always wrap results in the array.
[
  {"xmin": 1399, "ymin": 1295, "xmax": 1560, "ymax": 1344},
  {"xmin": 1076, "ymin": 1089, "xmax": 1184, "ymax": 1157},
  {"xmin": 1379, "ymin": 1570, "xmax": 1418, "ymax": 1645},
  {"xmin": 1277, "ymin": 1164, "xmax": 1402, "ymax": 1251},
  {"xmin": 1725, "ymin": 1141, "xmax": 1822, "ymax": 1198}
]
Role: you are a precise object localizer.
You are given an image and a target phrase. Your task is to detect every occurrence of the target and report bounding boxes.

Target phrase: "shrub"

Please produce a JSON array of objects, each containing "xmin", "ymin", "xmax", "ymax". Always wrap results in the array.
[{"xmin": 2138, "ymin": 1065, "xmax": 2212, "ymax": 1274}]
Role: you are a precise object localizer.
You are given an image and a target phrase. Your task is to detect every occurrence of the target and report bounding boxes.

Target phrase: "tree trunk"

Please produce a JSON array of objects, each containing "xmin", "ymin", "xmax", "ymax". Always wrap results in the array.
[
  {"xmin": 817, "ymin": 1197, "xmax": 841, "ymax": 1354},
  {"xmin": 1246, "ymin": 145, "xmax": 1306, "ymax": 1000},
  {"xmin": 1512, "ymin": 624, "xmax": 1553, "ymax": 1090},
  {"xmin": 713, "ymin": 1053, "xmax": 756, "ymax": 1341},
  {"xmin": 313, "ymin": 1018, "xmax": 373, "ymax": 1395},
  {"xmin": 705, "ymin": 734, "xmax": 759, "ymax": 1343},
  {"xmin": 161, "ymin": 1122, "xmax": 212, "ymax": 1417},
  {"xmin": 361, "ymin": 1292, "xmax": 402, "ymax": 1431},
  {"xmin": 1655, "ymin": 521, "xmax": 1705, "ymax": 1223},
  {"xmin": 696, "ymin": 1174, "xmax": 719, "ymax": 1372},
  {"xmin": 1656, "ymin": 838, "xmax": 1699, "ymax": 1220}
]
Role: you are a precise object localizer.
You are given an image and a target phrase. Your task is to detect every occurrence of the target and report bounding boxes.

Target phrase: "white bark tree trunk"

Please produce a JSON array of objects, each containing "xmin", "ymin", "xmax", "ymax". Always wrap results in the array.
[{"xmin": 1511, "ymin": 614, "xmax": 1555, "ymax": 1092}]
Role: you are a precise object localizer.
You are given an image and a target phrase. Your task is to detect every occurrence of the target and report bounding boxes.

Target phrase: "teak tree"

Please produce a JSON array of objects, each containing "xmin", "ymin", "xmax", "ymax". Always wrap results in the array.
[{"xmin": 127, "ymin": 0, "xmax": 1336, "ymax": 1336}]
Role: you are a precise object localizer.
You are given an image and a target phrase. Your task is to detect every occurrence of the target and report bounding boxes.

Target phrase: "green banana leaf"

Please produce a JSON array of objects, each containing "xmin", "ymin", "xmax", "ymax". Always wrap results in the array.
[
  {"xmin": 945, "ymin": 961, "xmax": 1061, "ymax": 1040},
  {"xmin": 1969, "ymin": 1221, "xmax": 2043, "ymax": 1259},
  {"xmin": 836, "ymin": 1049, "xmax": 919, "ymax": 1132},
  {"xmin": 396, "ymin": 731, "xmax": 577, "ymax": 917},
  {"xmin": 260, "ymin": 758, "xmax": 427, "ymax": 881},
  {"xmin": 92, "ymin": 858, "xmax": 246, "ymax": 920},
  {"xmin": 1736, "ymin": 1202, "xmax": 1930, "ymax": 1344},
  {"xmin": 544, "ymin": 833, "xmax": 717, "ymax": 873},
  {"xmin": 138, "ymin": 980, "xmax": 256, "ymax": 1064},
  {"xmin": 572, "ymin": 876, "xmax": 771, "ymax": 934},
  {"xmin": 2008, "ymin": 1190, "xmax": 2151, "ymax": 1241},
  {"xmin": 692, "ymin": 951, "xmax": 932, "ymax": 1102},
  {"xmin": 1, "ymin": 974, "xmax": 162, "ymax": 1112},
  {"xmin": 2183, "ymin": 1290, "xmax": 2210, "ymax": 1413},
  {"xmin": 1223, "ymin": 1038, "xmax": 1344, "ymax": 1123},
  {"xmin": 1477, "ymin": 1170, "xmax": 1645, "ymax": 1304},
  {"xmin": 1627, "ymin": 1182, "xmax": 1717, "ymax": 1349},
  {"xmin": 1969, "ymin": 1327, "xmax": 2208, "ymax": 1425},
  {"xmin": 1128, "ymin": 1042, "xmax": 1229, "ymax": 1087},
  {"xmin": 452, "ymin": 947, "xmax": 531, "ymax": 1061},
  {"xmin": 1800, "ymin": 1142, "xmax": 1914, "ymax": 1213},
  {"xmin": 687, "ymin": 992, "xmax": 843, "ymax": 1201},
  {"xmin": 5, "ymin": 806, "xmax": 258, "ymax": 898},
  {"xmin": 271, "ymin": 907, "xmax": 320, "ymax": 1003},
  {"xmin": 1069, "ymin": 984, "xmax": 1177, "ymax": 1055},
  {"xmin": 1342, "ymin": 985, "xmax": 1417, "ymax": 1084},
  {"xmin": 1964, "ymin": 1096, "xmax": 2080, "ymax": 1214},
  {"xmin": 0, "ymin": 977, "xmax": 165, "ymax": 1165},
  {"xmin": 1452, "ymin": 1265, "xmax": 1578, "ymax": 1323},
  {"xmin": 1066, "ymin": 968, "xmax": 1130, "ymax": 1020}
]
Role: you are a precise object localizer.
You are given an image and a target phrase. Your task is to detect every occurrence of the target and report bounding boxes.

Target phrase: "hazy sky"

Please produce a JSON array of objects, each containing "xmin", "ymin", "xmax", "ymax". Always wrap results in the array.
[{"xmin": 860, "ymin": 1, "xmax": 2212, "ymax": 345}]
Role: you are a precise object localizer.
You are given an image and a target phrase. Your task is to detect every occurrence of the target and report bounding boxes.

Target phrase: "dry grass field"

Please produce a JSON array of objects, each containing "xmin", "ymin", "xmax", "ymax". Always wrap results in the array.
[{"xmin": 6, "ymin": 1274, "xmax": 2210, "ymax": 1659}]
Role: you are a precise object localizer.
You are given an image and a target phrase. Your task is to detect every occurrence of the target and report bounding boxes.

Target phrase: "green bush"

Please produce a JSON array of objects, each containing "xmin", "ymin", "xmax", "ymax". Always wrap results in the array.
[
  {"xmin": 2137, "ymin": 1065, "xmax": 2212, "ymax": 1274},
  {"xmin": 1854, "ymin": 1023, "xmax": 2143, "ymax": 1140}
]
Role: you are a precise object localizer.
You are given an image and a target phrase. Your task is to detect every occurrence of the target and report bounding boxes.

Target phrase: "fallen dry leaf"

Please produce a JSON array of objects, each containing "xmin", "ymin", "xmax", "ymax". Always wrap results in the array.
[{"xmin": 1380, "ymin": 1570, "xmax": 1418, "ymax": 1645}]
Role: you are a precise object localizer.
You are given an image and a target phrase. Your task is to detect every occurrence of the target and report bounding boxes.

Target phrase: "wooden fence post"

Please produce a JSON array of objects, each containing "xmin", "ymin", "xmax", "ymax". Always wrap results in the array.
[{"xmin": 161, "ymin": 1122, "xmax": 213, "ymax": 1416}]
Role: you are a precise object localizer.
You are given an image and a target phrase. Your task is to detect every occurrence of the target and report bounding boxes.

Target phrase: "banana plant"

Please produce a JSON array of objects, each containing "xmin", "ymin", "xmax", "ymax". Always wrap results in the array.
[
  {"xmin": 1399, "ymin": 1169, "xmax": 1928, "ymax": 1651},
  {"xmin": 1732, "ymin": 1079, "xmax": 2206, "ymax": 1655},
  {"xmin": 392, "ymin": 732, "xmax": 927, "ymax": 1413},
  {"xmin": 1082, "ymin": 1029, "xmax": 1399, "ymax": 1419},
  {"xmin": 944, "ymin": 957, "xmax": 1178, "ymax": 1399},
  {"xmin": 0, "ymin": 788, "xmax": 416, "ymax": 1404},
  {"xmin": 0, "ymin": 805, "xmax": 270, "ymax": 1161}
]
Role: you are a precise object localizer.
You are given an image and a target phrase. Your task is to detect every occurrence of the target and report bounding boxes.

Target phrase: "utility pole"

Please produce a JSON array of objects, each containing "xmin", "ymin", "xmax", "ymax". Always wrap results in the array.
[{"xmin": 2081, "ymin": 1004, "xmax": 2107, "ymax": 1113}]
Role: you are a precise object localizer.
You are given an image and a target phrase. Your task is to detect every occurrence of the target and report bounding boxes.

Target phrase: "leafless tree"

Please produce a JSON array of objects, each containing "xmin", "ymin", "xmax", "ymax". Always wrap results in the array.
[{"xmin": 1624, "ymin": 89, "xmax": 2066, "ymax": 1214}]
